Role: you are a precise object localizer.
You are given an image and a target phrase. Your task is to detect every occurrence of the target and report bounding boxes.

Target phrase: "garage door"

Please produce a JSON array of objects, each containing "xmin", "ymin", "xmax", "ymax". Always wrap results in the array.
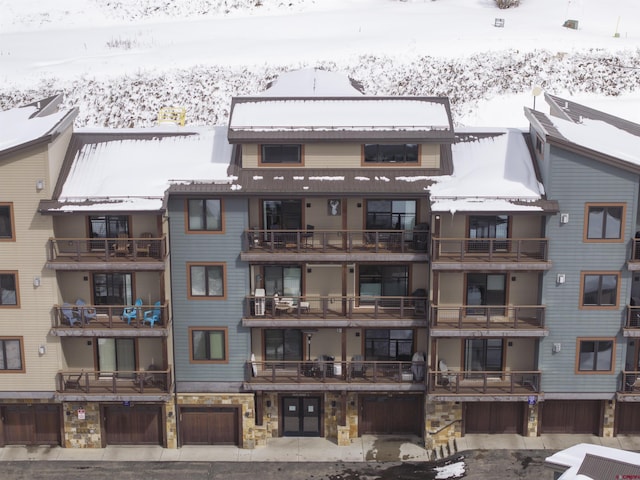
[
  {"xmin": 617, "ymin": 403, "xmax": 640, "ymax": 434},
  {"xmin": 359, "ymin": 395, "xmax": 422, "ymax": 435},
  {"xmin": 103, "ymin": 404, "xmax": 163, "ymax": 445},
  {"xmin": 0, "ymin": 404, "xmax": 61, "ymax": 446},
  {"xmin": 541, "ymin": 400, "xmax": 601, "ymax": 434},
  {"xmin": 180, "ymin": 407, "xmax": 239, "ymax": 446},
  {"xmin": 465, "ymin": 402, "xmax": 524, "ymax": 434}
]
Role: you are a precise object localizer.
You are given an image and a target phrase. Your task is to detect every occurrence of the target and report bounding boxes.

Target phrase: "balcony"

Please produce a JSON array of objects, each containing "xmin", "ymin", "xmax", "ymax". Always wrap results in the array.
[
  {"xmin": 56, "ymin": 368, "xmax": 172, "ymax": 400},
  {"xmin": 428, "ymin": 370, "xmax": 541, "ymax": 398},
  {"xmin": 46, "ymin": 236, "xmax": 167, "ymax": 270},
  {"xmin": 620, "ymin": 371, "xmax": 640, "ymax": 395},
  {"xmin": 629, "ymin": 240, "xmax": 640, "ymax": 270},
  {"xmin": 51, "ymin": 303, "xmax": 169, "ymax": 336},
  {"xmin": 244, "ymin": 359, "xmax": 426, "ymax": 392},
  {"xmin": 431, "ymin": 238, "xmax": 550, "ymax": 270},
  {"xmin": 623, "ymin": 306, "xmax": 640, "ymax": 335},
  {"xmin": 430, "ymin": 305, "xmax": 547, "ymax": 337},
  {"xmin": 242, "ymin": 294, "xmax": 427, "ymax": 327},
  {"xmin": 241, "ymin": 229, "xmax": 428, "ymax": 262}
]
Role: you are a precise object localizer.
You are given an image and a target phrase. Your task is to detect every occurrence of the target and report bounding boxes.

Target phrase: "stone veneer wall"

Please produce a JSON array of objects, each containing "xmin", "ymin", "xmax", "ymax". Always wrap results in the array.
[
  {"xmin": 177, "ymin": 393, "xmax": 256, "ymax": 448},
  {"xmin": 424, "ymin": 400, "xmax": 462, "ymax": 450},
  {"xmin": 603, "ymin": 399, "xmax": 615, "ymax": 437},
  {"xmin": 165, "ymin": 400, "xmax": 177, "ymax": 448},
  {"xmin": 63, "ymin": 402, "xmax": 102, "ymax": 448},
  {"xmin": 526, "ymin": 403, "xmax": 539, "ymax": 437}
]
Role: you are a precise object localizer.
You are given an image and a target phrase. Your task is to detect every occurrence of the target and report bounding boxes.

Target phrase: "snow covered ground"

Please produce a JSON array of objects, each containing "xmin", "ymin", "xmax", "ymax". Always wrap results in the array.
[{"xmin": 1, "ymin": 0, "xmax": 639, "ymax": 127}]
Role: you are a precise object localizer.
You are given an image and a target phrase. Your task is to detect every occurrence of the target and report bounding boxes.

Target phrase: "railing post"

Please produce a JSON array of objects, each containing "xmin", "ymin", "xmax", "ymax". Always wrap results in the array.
[{"xmin": 458, "ymin": 307, "xmax": 463, "ymax": 329}]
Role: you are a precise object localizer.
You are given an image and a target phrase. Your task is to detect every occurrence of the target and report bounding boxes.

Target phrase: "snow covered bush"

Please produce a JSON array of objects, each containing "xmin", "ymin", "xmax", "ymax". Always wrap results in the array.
[{"xmin": 495, "ymin": 0, "xmax": 520, "ymax": 8}]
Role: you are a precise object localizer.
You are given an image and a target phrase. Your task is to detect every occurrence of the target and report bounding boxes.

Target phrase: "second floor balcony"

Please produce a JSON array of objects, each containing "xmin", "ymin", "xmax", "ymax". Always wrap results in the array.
[
  {"xmin": 56, "ymin": 368, "xmax": 172, "ymax": 400},
  {"xmin": 427, "ymin": 369, "xmax": 541, "ymax": 397},
  {"xmin": 430, "ymin": 304, "xmax": 547, "ymax": 336}
]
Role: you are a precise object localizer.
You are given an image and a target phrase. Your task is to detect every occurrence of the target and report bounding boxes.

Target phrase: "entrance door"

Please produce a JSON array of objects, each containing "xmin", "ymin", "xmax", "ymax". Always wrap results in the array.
[
  {"xmin": 180, "ymin": 407, "xmax": 239, "ymax": 445},
  {"xmin": 1, "ymin": 404, "xmax": 61, "ymax": 446},
  {"xmin": 282, "ymin": 397, "xmax": 321, "ymax": 436},
  {"xmin": 103, "ymin": 404, "xmax": 162, "ymax": 445}
]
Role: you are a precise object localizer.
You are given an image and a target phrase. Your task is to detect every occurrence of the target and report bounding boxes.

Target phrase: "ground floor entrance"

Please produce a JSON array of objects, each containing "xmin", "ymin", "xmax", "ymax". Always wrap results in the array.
[
  {"xmin": 282, "ymin": 396, "xmax": 321, "ymax": 437},
  {"xmin": 179, "ymin": 406, "xmax": 240, "ymax": 446},
  {"xmin": 359, "ymin": 394, "xmax": 423, "ymax": 435},
  {"xmin": 540, "ymin": 400, "xmax": 602, "ymax": 435},
  {"xmin": 464, "ymin": 402, "xmax": 525, "ymax": 434},
  {"xmin": 0, "ymin": 404, "xmax": 61, "ymax": 446},
  {"xmin": 102, "ymin": 404, "xmax": 163, "ymax": 446}
]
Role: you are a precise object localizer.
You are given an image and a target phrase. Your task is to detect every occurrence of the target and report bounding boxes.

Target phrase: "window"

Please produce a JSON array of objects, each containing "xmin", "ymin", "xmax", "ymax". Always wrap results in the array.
[
  {"xmin": 190, "ymin": 327, "xmax": 228, "ymax": 363},
  {"xmin": 0, "ymin": 337, "xmax": 24, "ymax": 372},
  {"xmin": 0, "ymin": 272, "xmax": 18, "ymax": 307},
  {"xmin": 468, "ymin": 215, "xmax": 509, "ymax": 251},
  {"xmin": 265, "ymin": 329, "xmax": 302, "ymax": 362},
  {"xmin": 263, "ymin": 200, "xmax": 302, "ymax": 230},
  {"xmin": 585, "ymin": 204, "xmax": 625, "ymax": 241},
  {"xmin": 464, "ymin": 339, "xmax": 504, "ymax": 377},
  {"xmin": 466, "ymin": 273, "xmax": 506, "ymax": 315},
  {"xmin": 363, "ymin": 144, "xmax": 419, "ymax": 164},
  {"xmin": 580, "ymin": 272, "xmax": 619, "ymax": 308},
  {"xmin": 535, "ymin": 135, "xmax": 544, "ymax": 156},
  {"xmin": 97, "ymin": 338, "xmax": 135, "ymax": 378},
  {"xmin": 92, "ymin": 273, "xmax": 133, "ymax": 306},
  {"xmin": 366, "ymin": 200, "xmax": 417, "ymax": 232},
  {"xmin": 188, "ymin": 263, "xmax": 226, "ymax": 299},
  {"xmin": 264, "ymin": 266, "xmax": 301, "ymax": 297},
  {"xmin": 577, "ymin": 339, "xmax": 614, "ymax": 373},
  {"xmin": 260, "ymin": 144, "xmax": 302, "ymax": 164},
  {"xmin": 0, "ymin": 203, "xmax": 15, "ymax": 241},
  {"xmin": 186, "ymin": 199, "xmax": 223, "ymax": 232},
  {"xmin": 365, "ymin": 329, "xmax": 414, "ymax": 361},
  {"xmin": 359, "ymin": 265, "xmax": 409, "ymax": 305}
]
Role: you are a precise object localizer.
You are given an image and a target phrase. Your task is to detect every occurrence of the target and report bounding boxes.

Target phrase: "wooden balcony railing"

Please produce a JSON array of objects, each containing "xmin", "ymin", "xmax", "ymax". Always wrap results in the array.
[
  {"xmin": 244, "ymin": 294, "xmax": 428, "ymax": 320},
  {"xmin": 430, "ymin": 305, "xmax": 545, "ymax": 329},
  {"xmin": 631, "ymin": 240, "xmax": 640, "ymax": 262},
  {"xmin": 243, "ymin": 228, "xmax": 429, "ymax": 254},
  {"xmin": 53, "ymin": 302, "xmax": 168, "ymax": 329},
  {"xmin": 48, "ymin": 236, "xmax": 167, "ymax": 262},
  {"xmin": 626, "ymin": 306, "xmax": 640, "ymax": 329},
  {"xmin": 57, "ymin": 367, "xmax": 172, "ymax": 394},
  {"xmin": 428, "ymin": 370, "xmax": 541, "ymax": 395},
  {"xmin": 246, "ymin": 360, "xmax": 426, "ymax": 384},
  {"xmin": 621, "ymin": 371, "xmax": 640, "ymax": 393},
  {"xmin": 431, "ymin": 238, "xmax": 548, "ymax": 262}
]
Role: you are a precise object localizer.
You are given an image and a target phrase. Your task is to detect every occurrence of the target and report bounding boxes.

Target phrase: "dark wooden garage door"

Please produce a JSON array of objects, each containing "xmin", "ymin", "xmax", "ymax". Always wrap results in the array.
[
  {"xmin": 617, "ymin": 403, "xmax": 640, "ymax": 434},
  {"xmin": 541, "ymin": 400, "xmax": 601, "ymax": 434},
  {"xmin": 0, "ymin": 404, "xmax": 61, "ymax": 446},
  {"xmin": 465, "ymin": 402, "xmax": 524, "ymax": 434},
  {"xmin": 359, "ymin": 395, "xmax": 422, "ymax": 435},
  {"xmin": 180, "ymin": 407, "xmax": 239, "ymax": 446},
  {"xmin": 103, "ymin": 404, "xmax": 163, "ymax": 445}
]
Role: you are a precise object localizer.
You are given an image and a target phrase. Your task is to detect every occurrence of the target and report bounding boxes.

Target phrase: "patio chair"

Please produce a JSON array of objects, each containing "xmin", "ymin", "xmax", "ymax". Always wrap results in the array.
[
  {"xmin": 136, "ymin": 232, "xmax": 153, "ymax": 257},
  {"xmin": 439, "ymin": 360, "xmax": 456, "ymax": 388},
  {"xmin": 111, "ymin": 232, "xmax": 130, "ymax": 256},
  {"xmin": 143, "ymin": 301, "xmax": 162, "ymax": 327},
  {"xmin": 351, "ymin": 355, "xmax": 367, "ymax": 378},
  {"xmin": 122, "ymin": 298, "xmax": 143, "ymax": 325},
  {"xmin": 64, "ymin": 372, "xmax": 83, "ymax": 390},
  {"xmin": 301, "ymin": 224, "xmax": 314, "ymax": 247},
  {"xmin": 75, "ymin": 298, "xmax": 97, "ymax": 324},
  {"xmin": 61, "ymin": 303, "xmax": 80, "ymax": 326}
]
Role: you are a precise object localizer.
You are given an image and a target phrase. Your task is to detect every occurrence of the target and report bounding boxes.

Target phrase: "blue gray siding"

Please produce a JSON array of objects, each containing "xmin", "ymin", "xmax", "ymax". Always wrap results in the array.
[
  {"xmin": 540, "ymin": 145, "xmax": 639, "ymax": 393},
  {"xmin": 168, "ymin": 196, "xmax": 250, "ymax": 384}
]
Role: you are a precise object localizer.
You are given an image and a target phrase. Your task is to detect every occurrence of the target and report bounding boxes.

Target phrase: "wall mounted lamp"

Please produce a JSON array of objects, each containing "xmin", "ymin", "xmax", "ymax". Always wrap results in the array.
[
  {"xmin": 36, "ymin": 179, "xmax": 45, "ymax": 191},
  {"xmin": 38, "ymin": 345, "xmax": 46, "ymax": 355}
]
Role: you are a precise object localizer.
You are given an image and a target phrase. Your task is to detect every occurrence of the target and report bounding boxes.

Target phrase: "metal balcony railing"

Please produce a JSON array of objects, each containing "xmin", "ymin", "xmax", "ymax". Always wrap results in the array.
[
  {"xmin": 428, "ymin": 370, "xmax": 541, "ymax": 395},
  {"xmin": 54, "ymin": 302, "xmax": 168, "ymax": 329},
  {"xmin": 57, "ymin": 368, "xmax": 172, "ymax": 394},
  {"xmin": 430, "ymin": 305, "xmax": 545, "ymax": 329},
  {"xmin": 626, "ymin": 306, "xmax": 640, "ymax": 328},
  {"xmin": 48, "ymin": 236, "xmax": 167, "ymax": 262},
  {"xmin": 431, "ymin": 238, "xmax": 548, "ymax": 262}
]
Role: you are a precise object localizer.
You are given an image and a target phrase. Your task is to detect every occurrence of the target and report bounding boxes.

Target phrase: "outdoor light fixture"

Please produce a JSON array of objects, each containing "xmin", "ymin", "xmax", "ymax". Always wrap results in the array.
[
  {"xmin": 36, "ymin": 179, "xmax": 45, "ymax": 190},
  {"xmin": 38, "ymin": 345, "xmax": 46, "ymax": 355},
  {"xmin": 33, "ymin": 277, "xmax": 41, "ymax": 287}
]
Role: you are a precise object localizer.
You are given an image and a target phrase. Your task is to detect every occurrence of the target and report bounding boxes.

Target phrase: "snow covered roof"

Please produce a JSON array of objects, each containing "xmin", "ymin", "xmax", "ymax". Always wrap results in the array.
[
  {"xmin": 427, "ymin": 129, "xmax": 552, "ymax": 214},
  {"xmin": 0, "ymin": 95, "xmax": 77, "ymax": 156},
  {"xmin": 262, "ymin": 69, "xmax": 364, "ymax": 97},
  {"xmin": 43, "ymin": 126, "xmax": 234, "ymax": 213},
  {"xmin": 545, "ymin": 443, "xmax": 640, "ymax": 480}
]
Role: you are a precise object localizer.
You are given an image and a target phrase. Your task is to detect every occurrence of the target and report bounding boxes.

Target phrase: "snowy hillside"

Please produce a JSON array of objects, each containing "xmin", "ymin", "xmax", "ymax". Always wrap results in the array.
[{"xmin": 1, "ymin": 0, "xmax": 640, "ymax": 128}]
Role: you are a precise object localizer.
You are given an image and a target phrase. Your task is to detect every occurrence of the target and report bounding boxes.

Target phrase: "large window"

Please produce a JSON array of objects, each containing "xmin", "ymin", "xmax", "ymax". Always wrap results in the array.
[
  {"xmin": 0, "ymin": 338, "xmax": 24, "ymax": 372},
  {"xmin": 468, "ymin": 215, "xmax": 509, "ymax": 251},
  {"xmin": 0, "ymin": 203, "xmax": 14, "ymax": 241},
  {"xmin": 363, "ymin": 144, "xmax": 419, "ymax": 164},
  {"xmin": 577, "ymin": 339, "xmax": 614, "ymax": 373},
  {"xmin": 365, "ymin": 329, "xmax": 414, "ymax": 361},
  {"xmin": 585, "ymin": 204, "xmax": 624, "ymax": 241},
  {"xmin": 359, "ymin": 265, "xmax": 409, "ymax": 305},
  {"xmin": 92, "ymin": 273, "xmax": 133, "ymax": 306},
  {"xmin": 97, "ymin": 337, "xmax": 135, "ymax": 378},
  {"xmin": 0, "ymin": 272, "xmax": 18, "ymax": 307},
  {"xmin": 466, "ymin": 273, "xmax": 506, "ymax": 315},
  {"xmin": 366, "ymin": 200, "xmax": 416, "ymax": 232},
  {"xmin": 464, "ymin": 339, "xmax": 503, "ymax": 376},
  {"xmin": 263, "ymin": 200, "xmax": 302, "ymax": 230},
  {"xmin": 186, "ymin": 199, "xmax": 223, "ymax": 232},
  {"xmin": 260, "ymin": 144, "xmax": 302, "ymax": 164},
  {"xmin": 190, "ymin": 327, "xmax": 228, "ymax": 363},
  {"xmin": 265, "ymin": 329, "xmax": 303, "ymax": 362},
  {"xmin": 89, "ymin": 215, "xmax": 129, "ymax": 239},
  {"xmin": 188, "ymin": 263, "xmax": 226, "ymax": 299},
  {"xmin": 264, "ymin": 266, "xmax": 301, "ymax": 297},
  {"xmin": 580, "ymin": 272, "xmax": 619, "ymax": 308}
]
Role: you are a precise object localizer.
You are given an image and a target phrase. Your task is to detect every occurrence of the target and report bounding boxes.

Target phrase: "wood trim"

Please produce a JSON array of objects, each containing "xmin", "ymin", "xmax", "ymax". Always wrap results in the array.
[
  {"xmin": 359, "ymin": 143, "xmax": 423, "ymax": 167},
  {"xmin": 183, "ymin": 198, "xmax": 226, "ymax": 235},
  {"xmin": 0, "ymin": 203, "xmax": 16, "ymax": 242},
  {"xmin": 0, "ymin": 270, "xmax": 20, "ymax": 308},
  {"xmin": 578, "ymin": 271, "xmax": 621, "ymax": 310},
  {"xmin": 0, "ymin": 337, "xmax": 26, "ymax": 373},
  {"xmin": 186, "ymin": 262, "xmax": 227, "ymax": 300},
  {"xmin": 574, "ymin": 337, "xmax": 616, "ymax": 374},
  {"xmin": 187, "ymin": 326, "xmax": 229, "ymax": 364},
  {"xmin": 583, "ymin": 202, "xmax": 626, "ymax": 243},
  {"xmin": 258, "ymin": 144, "xmax": 305, "ymax": 167}
]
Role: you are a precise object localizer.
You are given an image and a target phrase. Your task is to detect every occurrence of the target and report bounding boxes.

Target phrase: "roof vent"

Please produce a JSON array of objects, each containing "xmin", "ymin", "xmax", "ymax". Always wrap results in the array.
[{"xmin": 158, "ymin": 107, "xmax": 186, "ymax": 126}]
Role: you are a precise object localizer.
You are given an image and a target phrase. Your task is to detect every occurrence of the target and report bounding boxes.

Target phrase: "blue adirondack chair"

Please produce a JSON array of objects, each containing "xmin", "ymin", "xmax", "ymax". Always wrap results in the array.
[
  {"xmin": 122, "ymin": 298, "xmax": 143, "ymax": 325},
  {"xmin": 143, "ymin": 301, "xmax": 162, "ymax": 327},
  {"xmin": 61, "ymin": 303, "xmax": 80, "ymax": 326},
  {"xmin": 75, "ymin": 298, "xmax": 97, "ymax": 324}
]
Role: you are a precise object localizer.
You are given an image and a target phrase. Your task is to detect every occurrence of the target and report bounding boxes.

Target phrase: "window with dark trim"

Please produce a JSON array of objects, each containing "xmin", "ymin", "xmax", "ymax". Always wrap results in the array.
[
  {"xmin": 464, "ymin": 338, "xmax": 504, "ymax": 376},
  {"xmin": 0, "ymin": 203, "xmax": 14, "ymax": 241},
  {"xmin": 187, "ymin": 199, "xmax": 223, "ymax": 232},
  {"xmin": 364, "ymin": 329, "xmax": 414, "ymax": 361},
  {"xmin": 261, "ymin": 144, "xmax": 302, "ymax": 164},
  {"xmin": 364, "ymin": 144, "xmax": 418, "ymax": 164},
  {"xmin": 0, "ymin": 337, "xmax": 24, "ymax": 372},
  {"xmin": 585, "ymin": 204, "xmax": 624, "ymax": 241},
  {"xmin": 265, "ymin": 329, "xmax": 303, "ymax": 362},
  {"xmin": 190, "ymin": 327, "xmax": 228, "ymax": 363},
  {"xmin": 188, "ymin": 263, "xmax": 226, "ymax": 299},
  {"xmin": 535, "ymin": 135, "xmax": 544, "ymax": 156},
  {"xmin": 365, "ymin": 200, "xmax": 416, "ymax": 231},
  {"xmin": 0, "ymin": 272, "xmax": 18, "ymax": 307},
  {"xmin": 577, "ymin": 339, "xmax": 614, "ymax": 373},
  {"xmin": 580, "ymin": 272, "xmax": 619, "ymax": 308}
]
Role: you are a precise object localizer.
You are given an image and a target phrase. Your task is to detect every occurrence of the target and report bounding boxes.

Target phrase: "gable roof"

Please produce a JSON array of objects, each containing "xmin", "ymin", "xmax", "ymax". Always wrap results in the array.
[{"xmin": 546, "ymin": 444, "xmax": 640, "ymax": 480}]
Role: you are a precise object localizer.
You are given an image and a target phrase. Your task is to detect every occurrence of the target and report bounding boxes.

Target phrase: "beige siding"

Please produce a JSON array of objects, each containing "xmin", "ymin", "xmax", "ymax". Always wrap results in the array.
[
  {"xmin": 508, "ymin": 272, "xmax": 540, "ymax": 305},
  {"xmin": 438, "ymin": 213, "xmax": 466, "ymax": 238},
  {"xmin": 506, "ymin": 339, "xmax": 536, "ymax": 371},
  {"xmin": 511, "ymin": 215, "xmax": 544, "ymax": 238},
  {"xmin": 437, "ymin": 273, "xmax": 464, "ymax": 304},
  {"xmin": 421, "ymin": 143, "xmax": 440, "ymax": 169},
  {"xmin": 437, "ymin": 339, "xmax": 462, "ymax": 370},
  {"xmin": 47, "ymin": 127, "xmax": 73, "ymax": 195}
]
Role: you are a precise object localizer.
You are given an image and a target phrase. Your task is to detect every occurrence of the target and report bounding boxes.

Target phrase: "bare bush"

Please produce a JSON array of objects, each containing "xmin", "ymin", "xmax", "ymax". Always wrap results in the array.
[{"xmin": 496, "ymin": 0, "xmax": 520, "ymax": 8}]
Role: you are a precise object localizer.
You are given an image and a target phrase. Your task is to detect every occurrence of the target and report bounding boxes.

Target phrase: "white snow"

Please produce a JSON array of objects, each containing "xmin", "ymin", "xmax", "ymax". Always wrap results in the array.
[
  {"xmin": 0, "ymin": 105, "xmax": 70, "ymax": 151},
  {"xmin": 261, "ymin": 68, "xmax": 362, "ymax": 97},
  {"xmin": 435, "ymin": 460, "xmax": 466, "ymax": 479},
  {"xmin": 546, "ymin": 443, "xmax": 640, "ymax": 480}
]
